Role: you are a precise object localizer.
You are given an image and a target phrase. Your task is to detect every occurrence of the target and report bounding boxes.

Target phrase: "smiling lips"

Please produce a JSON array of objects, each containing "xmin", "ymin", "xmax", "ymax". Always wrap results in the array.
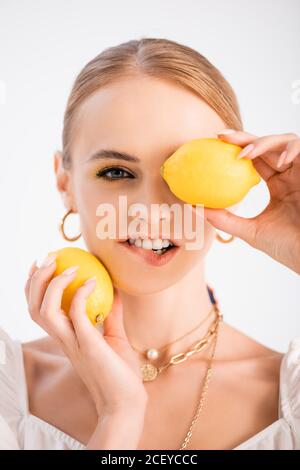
[{"xmin": 119, "ymin": 239, "xmax": 180, "ymax": 266}]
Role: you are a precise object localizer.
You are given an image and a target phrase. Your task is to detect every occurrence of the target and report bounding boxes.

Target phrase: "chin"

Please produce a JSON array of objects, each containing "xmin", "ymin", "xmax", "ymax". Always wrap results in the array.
[{"xmin": 112, "ymin": 275, "xmax": 180, "ymax": 296}]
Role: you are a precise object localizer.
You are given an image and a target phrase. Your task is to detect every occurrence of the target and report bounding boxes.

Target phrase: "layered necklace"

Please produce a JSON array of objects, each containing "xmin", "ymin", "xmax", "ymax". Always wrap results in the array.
[{"xmin": 131, "ymin": 301, "xmax": 220, "ymax": 382}]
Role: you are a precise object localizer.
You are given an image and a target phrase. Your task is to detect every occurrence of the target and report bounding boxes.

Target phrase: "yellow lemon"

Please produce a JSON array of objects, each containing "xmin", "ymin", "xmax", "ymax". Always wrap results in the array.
[
  {"xmin": 47, "ymin": 247, "xmax": 114, "ymax": 326},
  {"xmin": 160, "ymin": 138, "xmax": 261, "ymax": 208}
]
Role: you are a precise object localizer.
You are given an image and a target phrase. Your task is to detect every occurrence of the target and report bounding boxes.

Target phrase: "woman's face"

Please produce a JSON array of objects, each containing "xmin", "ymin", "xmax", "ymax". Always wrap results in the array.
[{"xmin": 55, "ymin": 74, "xmax": 226, "ymax": 294}]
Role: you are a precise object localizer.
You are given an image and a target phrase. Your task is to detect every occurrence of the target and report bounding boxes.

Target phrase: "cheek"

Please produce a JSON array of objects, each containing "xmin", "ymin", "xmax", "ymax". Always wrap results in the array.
[
  {"xmin": 181, "ymin": 230, "xmax": 214, "ymax": 264},
  {"xmin": 180, "ymin": 209, "xmax": 215, "ymax": 249},
  {"xmin": 75, "ymin": 182, "xmax": 120, "ymax": 239}
]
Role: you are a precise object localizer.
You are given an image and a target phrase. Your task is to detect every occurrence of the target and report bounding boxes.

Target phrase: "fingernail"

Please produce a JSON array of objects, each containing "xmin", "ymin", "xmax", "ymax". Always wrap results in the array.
[
  {"xmin": 28, "ymin": 260, "xmax": 37, "ymax": 276},
  {"xmin": 237, "ymin": 144, "xmax": 255, "ymax": 159},
  {"xmin": 284, "ymin": 152, "xmax": 295, "ymax": 165},
  {"xmin": 277, "ymin": 150, "xmax": 287, "ymax": 168},
  {"xmin": 217, "ymin": 129, "xmax": 236, "ymax": 135},
  {"xmin": 62, "ymin": 266, "xmax": 79, "ymax": 275},
  {"xmin": 84, "ymin": 276, "xmax": 97, "ymax": 285},
  {"xmin": 40, "ymin": 254, "xmax": 57, "ymax": 267}
]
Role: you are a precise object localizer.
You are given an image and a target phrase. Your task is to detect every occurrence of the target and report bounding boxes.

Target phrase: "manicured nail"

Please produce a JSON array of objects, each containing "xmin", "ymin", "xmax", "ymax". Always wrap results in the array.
[
  {"xmin": 62, "ymin": 266, "xmax": 79, "ymax": 275},
  {"xmin": 84, "ymin": 276, "xmax": 97, "ymax": 285},
  {"xmin": 40, "ymin": 254, "xmax": 57, "ymax": 267},
  {"xmin": 284, "ymin": 152, "xmax": 295, "ymax": 165},
  {"xmin": 28, "ymin": 260, "xmax": 37, "ymax": 276},
  {"xmin": 217, "ymin": 129, "xmax": 236, "ymax": 135},
  {"xmin": 277, "ymin": 150, "xmax": 287, "ymax": 168},
  {"xmin": 237, "ymin": 144, "xmax": 255, "ymax": 159}
]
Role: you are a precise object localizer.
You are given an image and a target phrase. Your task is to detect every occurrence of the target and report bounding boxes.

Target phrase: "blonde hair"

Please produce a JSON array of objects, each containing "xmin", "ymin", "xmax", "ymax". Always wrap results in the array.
[{"xmin": 62, "ymin": 37, "xmax": 243, "ymax": 169}]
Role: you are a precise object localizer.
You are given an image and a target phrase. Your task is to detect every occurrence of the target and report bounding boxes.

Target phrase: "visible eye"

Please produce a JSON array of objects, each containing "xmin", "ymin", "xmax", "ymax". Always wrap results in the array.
[{"xmin": 95, "ymin": 166, "xmax": 135, "ymax": 181}]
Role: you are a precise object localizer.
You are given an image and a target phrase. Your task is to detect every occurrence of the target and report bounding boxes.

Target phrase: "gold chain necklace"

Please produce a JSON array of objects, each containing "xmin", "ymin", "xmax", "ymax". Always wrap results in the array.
[
  {"xmin": 179, "ymin": 312, "xmax": 222, "ymax": 450},
  {"xmin": 141, "ymin": 305, "xmax": 221, "ymax": 382},
  {"xmin": 132, "ymin": 304, "xmax": 215, "ymax": 362}
]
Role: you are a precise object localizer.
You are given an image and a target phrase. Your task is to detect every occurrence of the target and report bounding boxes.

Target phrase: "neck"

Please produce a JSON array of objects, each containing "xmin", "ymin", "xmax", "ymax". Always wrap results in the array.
[{"xmin": 118, "ymin": 264, "xmax": 216, "ymax": 360}]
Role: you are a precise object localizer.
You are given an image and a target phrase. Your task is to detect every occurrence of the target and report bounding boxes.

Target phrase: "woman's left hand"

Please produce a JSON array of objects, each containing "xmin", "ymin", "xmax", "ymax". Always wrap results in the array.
[{"xmin": 204, "ymin": 130, "xmax": 300, "ymax": 274}]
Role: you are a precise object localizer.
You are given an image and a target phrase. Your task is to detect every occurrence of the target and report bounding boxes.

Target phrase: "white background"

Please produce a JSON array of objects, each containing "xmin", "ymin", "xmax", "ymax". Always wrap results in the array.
[{"xmin": 0, "ymin": 0, "xmax": 299, "ymax": 350}]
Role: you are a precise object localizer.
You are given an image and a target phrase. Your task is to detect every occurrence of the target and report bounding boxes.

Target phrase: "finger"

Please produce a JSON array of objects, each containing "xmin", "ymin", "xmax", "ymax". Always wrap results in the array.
[
  {"xmin": 28, "ymin": 254, "xmax": 58, "ymax": 322},
  {"xmin": 39, "ymin": 266, "xmax": 81, "ymax": 344},
  {"xmin": 68, "ymin": 277, "xmax": 103, "ymax": 346},
  {"xmin": 278, "ymin": 139, "xmax": 300, "ymax": 166},
  {"xmin": 24, "ymin": 260, "xmax": 38, "ymax": 303},
  {"xmin": 28, "ymin": 259, "xmax": 38, "ymax": 277},
  {"xmin": 251, "ymin": 150, "xmax": 293, "ymax": 173},
  {"xmin": 217, "ymin": 130, "xmax": 299, "ymax": 165},
  {"xmin": 204, "ymin": 207, "xmax": 257, "ymax": 246},
  {"xmin": 40, "ymin": 266, "xmax": 79, "ymax": 315},
  {"xmin": 237, "ymin": 133, "xmax": 299, "ymax": 160},
  {"xmin": 251, "ymin": 157, "xmax": 276, "ymax": 181},
  {"xmin": 102, "ymin": 287, "xmax": 128, "ymax": 341},
  {"xmin": 217, "ymin": 129, "xmax": 258, "ymax": 147},
  {"xmin": 250, "ymin": 156, "xmax": 292, "ymax": 181}
]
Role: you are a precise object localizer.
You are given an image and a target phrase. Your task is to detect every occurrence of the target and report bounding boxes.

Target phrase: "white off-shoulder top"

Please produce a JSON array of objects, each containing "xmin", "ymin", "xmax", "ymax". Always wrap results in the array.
[{"xmin": 0, "ymin": 326, "xmax": 300, "ymax": 450}]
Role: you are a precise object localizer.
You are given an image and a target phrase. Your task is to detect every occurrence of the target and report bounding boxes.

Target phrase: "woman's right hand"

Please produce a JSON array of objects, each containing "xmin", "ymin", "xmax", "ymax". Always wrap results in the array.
[{"xmin": 24, "ymin": 254, "xmax": 148, "ymax": 420}]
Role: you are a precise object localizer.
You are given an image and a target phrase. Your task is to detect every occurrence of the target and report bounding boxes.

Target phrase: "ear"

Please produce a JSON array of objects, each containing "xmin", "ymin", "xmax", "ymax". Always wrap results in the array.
[{"xmin": 53, "ymin": 150, "xmax": 77, "ymax": 212}]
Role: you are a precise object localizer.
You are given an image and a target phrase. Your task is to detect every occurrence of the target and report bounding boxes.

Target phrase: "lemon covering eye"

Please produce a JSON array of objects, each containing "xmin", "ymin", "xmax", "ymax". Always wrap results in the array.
[
  {"xmin": 48, "ymin": 247, "xmax": 114, "ymax": 325},
  {"xmin": 160, "ymin": 138, "xmax": 261, "ymax": 209}
]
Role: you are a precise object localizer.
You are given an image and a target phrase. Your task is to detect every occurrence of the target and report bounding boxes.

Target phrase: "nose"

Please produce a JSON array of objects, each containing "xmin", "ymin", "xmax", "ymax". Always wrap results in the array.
[
  {"xmin": 128, "ymin": 199, "xmax": 174, "ymax": 240},
  {"xmin": 131, "ymin": 203, "xmax": 171, "ymax": 227},
  {"xmin": 126, "ymin": 171, "xmax": 183, "ymax": 239}
]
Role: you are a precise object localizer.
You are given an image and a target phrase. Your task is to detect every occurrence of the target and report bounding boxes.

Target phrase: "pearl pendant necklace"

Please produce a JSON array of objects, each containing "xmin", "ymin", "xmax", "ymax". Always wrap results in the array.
[
  {"xmin": 130, "ymin": 303, "xmax": 218, "ymax": 382},
  {"xmin": 146, "ymin": 348, "xmax": 159, "ymax": 360},
  {"xmin": 140, "ymin": 311, "xmax": 221, "ymax": 382},
  {"xmin": 141, "ymin": 349, "xmax": 160, "ymax": 382},
  {"xmin": 141, "ymin": 363, "xmax": 159, "ymax": 381}
]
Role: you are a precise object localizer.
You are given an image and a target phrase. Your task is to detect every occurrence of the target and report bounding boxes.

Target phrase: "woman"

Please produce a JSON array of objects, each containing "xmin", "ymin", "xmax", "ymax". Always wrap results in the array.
[{"xmin": 0, "ymin": 37, "xmax": 299, "ymax": 450}]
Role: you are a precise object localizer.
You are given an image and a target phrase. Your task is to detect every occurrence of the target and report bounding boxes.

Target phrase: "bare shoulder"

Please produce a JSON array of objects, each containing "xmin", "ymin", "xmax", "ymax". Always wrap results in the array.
[
  {"xmin": 21, "ymin": 335, "xmax": 68, "ymax": 401},
  {"xmin": 22, "ymin": 335, "xmax": 66, "ymax": 358},
  {"xmin": 21, "ymin": 335, "xmax": 93, "ymax": 427}
]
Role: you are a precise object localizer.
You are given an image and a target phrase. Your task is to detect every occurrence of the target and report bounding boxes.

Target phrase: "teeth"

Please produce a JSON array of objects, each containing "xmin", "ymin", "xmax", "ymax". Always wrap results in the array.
[
  {"xmin": 128, "ymin": 238, "xmax": 173, "ymax": 250},
  {"xmin": 135, "ymin": 239, "xmax": 142, "ymax": 248},
  {"xmin": 152, "ymin": 239, "xmax": 163, "ymax": 250},
  {"xmin": 141, "ymin": 239, "xmax": 151, "ymax": 250},
  {"xmin": 162, "ymin": 239, "xmax": 170, "ymax": 248}
]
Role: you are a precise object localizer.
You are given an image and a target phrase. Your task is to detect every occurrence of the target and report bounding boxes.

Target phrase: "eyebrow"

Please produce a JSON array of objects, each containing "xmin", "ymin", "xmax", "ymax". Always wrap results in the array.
[{"xmin": 85, "ymin": 149, "xmax": 140, "ymax": 163}]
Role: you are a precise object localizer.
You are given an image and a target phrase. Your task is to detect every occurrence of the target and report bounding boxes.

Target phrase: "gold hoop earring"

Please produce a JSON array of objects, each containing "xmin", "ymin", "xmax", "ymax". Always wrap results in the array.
[
  {"xmin": 216, "ymin": 231, "xmax": 235, "ymax": 244},
  {"xmin": 59, "ymin": 209, "xmax": 82, "ymax": 242}
]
